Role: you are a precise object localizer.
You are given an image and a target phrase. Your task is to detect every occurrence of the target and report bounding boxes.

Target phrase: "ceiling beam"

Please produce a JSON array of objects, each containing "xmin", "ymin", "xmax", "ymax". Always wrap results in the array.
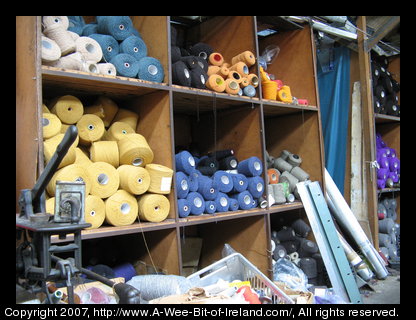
[{"xmin": 365, "ymin": 16, "xmax": 400, "ymax": 52}]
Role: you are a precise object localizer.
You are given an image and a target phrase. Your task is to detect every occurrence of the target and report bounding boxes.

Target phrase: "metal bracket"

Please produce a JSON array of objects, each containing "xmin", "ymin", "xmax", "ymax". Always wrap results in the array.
[{"xmin": 297, "ymin": 180, "xmax": 363, "ymax": 304}]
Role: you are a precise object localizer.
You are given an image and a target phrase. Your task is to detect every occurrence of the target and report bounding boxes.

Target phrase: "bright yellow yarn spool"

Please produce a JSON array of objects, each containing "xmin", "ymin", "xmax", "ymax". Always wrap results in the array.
[
  {"xmin": 105, "ymin": 189, "xmax": 138, "ymax": 226},
  {"xmin": 90, "ymin": 140, "xmax": 119, "ymax": 168},
  {"xmin": 137, "ymin": 194, "xmax": 170, "ymax": 223},
  {"xmin": 104, "ymin": 121, "xmax": 135, "ymax": 141},
  {"xmin": 118, "ymin": 133, "xmax": 154, "ymax": 167},
  {"xmin": 111, "ymin": 108, "xmax": 139, "ymax": 131},
  {"xmin": 145, "ymin": 163, "xmax": 173, "ymax": 194},
  {"xmin": 42, "ymin": 103, "xmax": 50, "ymax": 113},
  {"xmin": 42, "ymin": 113, "xmax": 62, "ymax": 139},
  {"xmin": 276, "ymin": 85, "xmax": 293, "ymax": 103},
  {"xmin": 117, "ymin": 165, "xmax": 151, "ymax": 195},
  {"xmin": 85, "ymin": 96, "xmax": 119, "ymax": 127},
  {"xmin": 76, "ymin": 114, "xmax": 105, "ymax": 146},
  {"xmin": 46, "ymin": 163, "xmax": 91, "ymax": 197},
  {"xmin": 43, "ymin": 133, "xmax": 77, "ymax": 169},
  {"xmin": 84, "ymin": 195, "xmax": 106, "ymax": 229},
  {"xmin": 87, "ymin": 161, "xmax": 120, "ymax": 199},
  {"xmin": 50, "ymin": 95, "xmax": 84, "ymax": 124},
  {"xmin": 74, "ymin": 147, "xmax": 93, "ymax": 168},
  {"xmin": 46, "ymin": 197, "xmax": 55, "ymax": 215}
]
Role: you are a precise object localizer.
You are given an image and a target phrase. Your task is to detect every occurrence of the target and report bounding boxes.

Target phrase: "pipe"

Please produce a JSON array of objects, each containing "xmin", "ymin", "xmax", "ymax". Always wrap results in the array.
[
  {"xmin": 324, "ymin": 169, "xmax": 388, "ymax": 279},
  {"xmin": 335, "ymin": 229, "xmax": 374, "ymax": 281}
]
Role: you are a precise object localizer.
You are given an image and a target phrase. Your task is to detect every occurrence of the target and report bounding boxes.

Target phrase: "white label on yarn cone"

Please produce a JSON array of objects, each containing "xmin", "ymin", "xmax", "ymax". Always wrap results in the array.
[
  {"xmin": 148, "ymin": 65, "xmax": 158, "ymax": 75},
  {"xmin": 194, "ymin": 197, "xmax": 202, "ymax": 208},
  {"xmin": 188, "ymin": 156, "xmax": 195, "ymax": 166},
  {"xmin": 244, "ymin": 195, "xmax": 251, "ymax": 204},
  {"xmin": 254, "ymin": 161, "xmax": 261, "ymax": 171},
  {"xmin": 256, "ymin": 183, "xmax": 263, "ymax": 192},
  {"xmin": 181, "ymin": 179, "xmax": 188, "ymax": 190},
  {"xmin": 221, "ymin": 176, "xmax": 230, "ymax": 185},
  {"xmin": 160, "ymin": 177, "xmax": 172, "ymax": 192},
  {"xmin": 220, "ymin": 197, "xmax": 228, "ymax": 206},
  {"xmin": 184, "ymin": 69, "xmax": 190, "ymax": 79}
]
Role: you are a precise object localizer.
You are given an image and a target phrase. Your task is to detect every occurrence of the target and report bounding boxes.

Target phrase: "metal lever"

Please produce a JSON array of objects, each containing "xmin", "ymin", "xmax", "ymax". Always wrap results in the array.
[
  {"xmin": 32, "ymin": 125, "xmax": 78, "ymax": 206},
  {"xmin": 18, "ymin": 125, "xmax": 78, "ymax": 218}
]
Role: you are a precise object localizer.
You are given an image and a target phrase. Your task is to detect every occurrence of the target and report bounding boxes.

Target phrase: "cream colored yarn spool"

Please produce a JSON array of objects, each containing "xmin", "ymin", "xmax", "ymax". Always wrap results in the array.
[
  {"xmin": 118, "ymin": 133, "xmax": 154, "ymax": 167},
  {"xmin": 67, "ymin": 31, "xmax": 80, "ymax": 41},
  {"xmin": 145, "ymin": 163, "xmax": 173, "ymax": 194},
  {"xmin": 46, "ymin": 52, "xmax": 83, "ymax": 71},
  {"xmin": 117, "ymin": 165, "xmax": 151, "ymax": 195},
  {"xmin": 41, "ymin": 36, "xmax": 61, "ymax": 63},
  {"xmin": 112, "ymin": 108, "xmax": 139, "ymax": 131},
  {"xmin": 43, "ymin": 23, "xmax": 76, "ymax": 56},
  {"xmin": 81, "ymin": 61, "xmax": 100, "ymax": 74},
  {"xmin": 75, "ymin": 36, "xmax": 103, "ymax": 63},
  {"xmin": 42, "ymin": 16, "xmax": 69, "ymax": 30},
  {"xmin": 97, "ymin": 63, "xmax": 117, "ymax": 77},
  {"xmin": 46, "ymin": 163, "xmax": 91, "ymax": 197},
  {"xmin": 104, "ymin": 121, "xmax": 135, "ymax": 141},
  {"xmin": 105, "ymin": 190, "xmax": 138, "ymax": 226},
  {"xmin": 43, "ymin": 134, "xmax": 77, "ymax": 169},
  {"xmin": 76, "ymin": 114, "xmax": 105, "ymax": 146},
  {"xmin": 90, "ymin": 140, "xmax": 119, "ymax": 167},
  {"xmin": 42, "ymin": 112, "xmax": 62, "ymax": 139},
  {"xmin": 137, "ymin": 194, "xmax": 170, "ymax": 223},
  {"xmin": 50, "ymin": 95, "xmax": 84, "ymax": 124},
  {"xmin": 87, "ymin": 161, "xmax": 120, "ymax": 198},
  {"xmin": 84, "ymin": 195, "xmax": 106, "ymax": 229}
]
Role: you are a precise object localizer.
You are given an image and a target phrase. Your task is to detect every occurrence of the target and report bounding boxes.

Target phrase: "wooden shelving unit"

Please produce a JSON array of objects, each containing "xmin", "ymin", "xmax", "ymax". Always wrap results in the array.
[{"xmin": 16, "ymin": 16, "xmax": 325, "ymax": 278}]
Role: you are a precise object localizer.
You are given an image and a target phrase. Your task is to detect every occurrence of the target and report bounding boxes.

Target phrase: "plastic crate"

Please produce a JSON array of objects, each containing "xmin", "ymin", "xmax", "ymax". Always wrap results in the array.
[{"xmin": 187, "ymin": 253, "xmax": 294, "ymax": 304}]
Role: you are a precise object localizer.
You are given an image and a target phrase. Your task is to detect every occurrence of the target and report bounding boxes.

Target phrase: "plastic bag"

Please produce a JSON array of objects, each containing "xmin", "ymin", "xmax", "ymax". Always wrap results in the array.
[
  {"xmin": 314, "ymin": 288, "xmax": 349, "ymax": 304},
  {"xmin": 273, "ymin": 258, "xmax": 308, "ymax": 292},
  {"xmin": 258, "ymin": 45, "xmax": 280, "ymax": 70}
]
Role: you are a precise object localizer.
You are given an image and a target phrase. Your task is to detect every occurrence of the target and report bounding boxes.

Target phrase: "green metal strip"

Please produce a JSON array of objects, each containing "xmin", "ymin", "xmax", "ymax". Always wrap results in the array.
[{"xmin": 307, "ymin": 182, "xmax": 362, "ymax": 304}]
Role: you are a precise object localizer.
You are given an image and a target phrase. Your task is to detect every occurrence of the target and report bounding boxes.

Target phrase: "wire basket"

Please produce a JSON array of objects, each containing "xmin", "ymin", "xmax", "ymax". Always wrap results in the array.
[{"xmin": 187, "ymin": 252, "xmax": 294, "ymax": 304}]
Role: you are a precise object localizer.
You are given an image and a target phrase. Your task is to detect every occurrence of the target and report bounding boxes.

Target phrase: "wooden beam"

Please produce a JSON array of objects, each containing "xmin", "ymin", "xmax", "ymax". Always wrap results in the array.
[{"xmin": 356, "ymin": 16, "xmax": 379, "ymax": 249}]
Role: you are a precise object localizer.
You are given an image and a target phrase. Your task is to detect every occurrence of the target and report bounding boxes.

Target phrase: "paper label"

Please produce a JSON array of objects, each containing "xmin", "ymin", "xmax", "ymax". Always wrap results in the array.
[{"xmin": 160, "ymin": 177, "xmax": 172, "ymax": 192}]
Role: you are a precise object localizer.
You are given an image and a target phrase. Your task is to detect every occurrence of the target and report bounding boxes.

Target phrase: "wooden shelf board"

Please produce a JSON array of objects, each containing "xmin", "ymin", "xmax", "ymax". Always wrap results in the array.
[{"xmin": 42, "ymin": 66, "xmax": 168, "ymax": 100}]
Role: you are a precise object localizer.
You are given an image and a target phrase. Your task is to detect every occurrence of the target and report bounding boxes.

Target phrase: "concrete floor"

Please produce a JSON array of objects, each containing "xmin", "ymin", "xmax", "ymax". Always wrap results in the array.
[{"xmin": 361, "ymin": 268, "xmax": 400, "ymax": 304}]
